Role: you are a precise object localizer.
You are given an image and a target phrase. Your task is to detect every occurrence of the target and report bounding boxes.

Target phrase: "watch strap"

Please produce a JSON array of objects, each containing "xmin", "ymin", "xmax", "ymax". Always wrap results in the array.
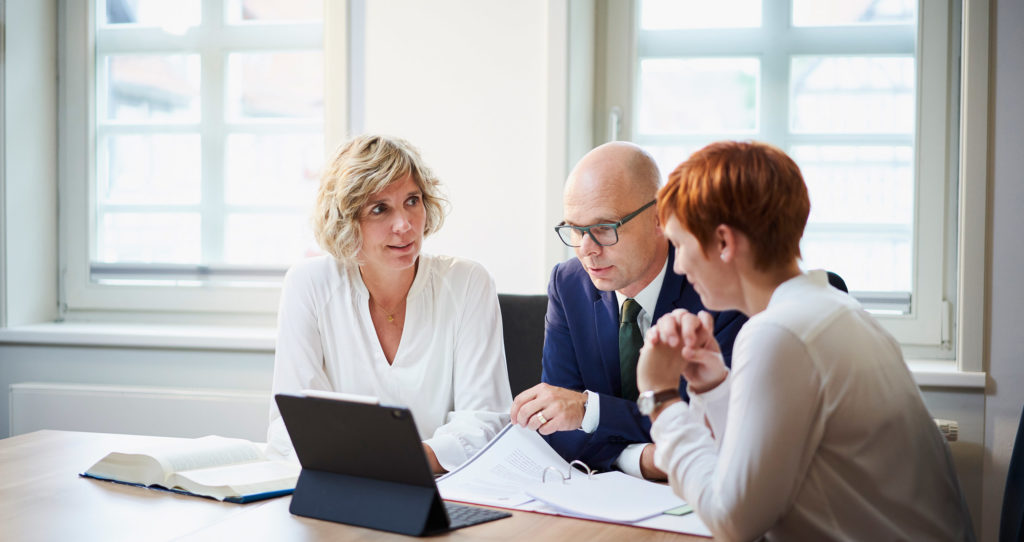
[{"xmin": 650, "ymin": 389, "xmax": 679, "ymax": 407}]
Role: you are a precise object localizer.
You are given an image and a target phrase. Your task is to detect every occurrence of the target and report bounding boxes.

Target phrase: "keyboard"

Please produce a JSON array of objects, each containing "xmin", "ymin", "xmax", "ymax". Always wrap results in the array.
[{"xmin": 444, "ymin": 501, "xmax": 512, "ymax": 530}]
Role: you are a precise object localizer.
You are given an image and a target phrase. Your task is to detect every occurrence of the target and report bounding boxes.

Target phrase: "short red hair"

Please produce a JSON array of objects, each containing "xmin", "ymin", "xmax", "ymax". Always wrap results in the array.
[{"xmin": 657, "ymin": 141, "xmax": 810, "ymax": 271}]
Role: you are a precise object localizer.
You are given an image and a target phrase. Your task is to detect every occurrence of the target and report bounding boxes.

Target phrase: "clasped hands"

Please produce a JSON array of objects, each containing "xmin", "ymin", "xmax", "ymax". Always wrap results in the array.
[{"xmin": 637, "ymin": 309, "xmax": 728, "ymax": 398}]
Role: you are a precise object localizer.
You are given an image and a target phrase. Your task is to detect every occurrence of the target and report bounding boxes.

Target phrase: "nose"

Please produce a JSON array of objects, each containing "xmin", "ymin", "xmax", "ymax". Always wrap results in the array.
[
  {"xmin": 577, "ymin": 230, "xmax": 603, "ymax": 257},
  {"xmin": 672, "ymin": 247, "xmax": 686, "ymax": 275},
  {"xmin": 392, "ymin": 208, "xmax": 412, "ymax": 233}
]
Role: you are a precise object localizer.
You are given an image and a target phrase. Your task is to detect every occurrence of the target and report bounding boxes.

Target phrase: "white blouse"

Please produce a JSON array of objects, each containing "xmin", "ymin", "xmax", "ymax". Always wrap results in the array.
[
  {"xmin": 651, "ymin": 270, "xmax": 973, "ymax": 541},
  {"xmin": 267, "ymin": 254, "xmax": 512, "ymax": 470}
]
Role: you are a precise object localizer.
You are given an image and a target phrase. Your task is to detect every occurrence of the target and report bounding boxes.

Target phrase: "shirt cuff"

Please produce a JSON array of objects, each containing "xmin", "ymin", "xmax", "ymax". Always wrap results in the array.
[
  {"xmin": 580, "ymin": 390, "xmax": 600, "ymax": 433},
  {"xmin": 650, "ymin": 400, "xmax": 690, "ymax": 440},
  {"xmin": 422, "ymin": 434, "xmax": 466, "ymax": 472},
  {"xmin": 615, "ymin": 442, "xmax": 648, "ymax": 478}
]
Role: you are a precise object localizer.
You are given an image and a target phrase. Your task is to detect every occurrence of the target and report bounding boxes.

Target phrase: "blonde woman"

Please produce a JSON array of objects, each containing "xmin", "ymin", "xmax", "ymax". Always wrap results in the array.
[
  {"xmin": 267, "ymin": 135, "xmax": 511, "ymax": 473},
  {"xmin": 637, "ymin": 141, "xmax": 973, "ymax": 540}
]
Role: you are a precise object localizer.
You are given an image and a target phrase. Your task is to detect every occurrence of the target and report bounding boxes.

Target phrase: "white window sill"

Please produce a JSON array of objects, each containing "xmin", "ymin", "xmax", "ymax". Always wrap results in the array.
[
  {"xmin": 0, "ymin": 323, "xmax": 988, "ymax": 389},
  {"xmin": 905, "ymin": 359, "xmax": 985, "ymax": 389},
  {"xmin": 0, "ymin": 322, "xmax": 276, "ymax": 352}
]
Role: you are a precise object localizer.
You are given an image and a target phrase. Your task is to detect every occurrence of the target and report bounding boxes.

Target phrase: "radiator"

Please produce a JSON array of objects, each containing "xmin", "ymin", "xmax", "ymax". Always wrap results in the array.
[{"xmin": 9, "ymin": 382, "xmax": 271, "ymax": 441}]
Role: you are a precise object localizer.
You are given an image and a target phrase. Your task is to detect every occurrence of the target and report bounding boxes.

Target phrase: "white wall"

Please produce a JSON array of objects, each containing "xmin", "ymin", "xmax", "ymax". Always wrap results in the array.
[
  {"xmin": 2, "ymin": 0, "xmax": 58, "ymax": 326},
  {"xmin": 980, "ymin": 0, "xmax": 1024, "ymax": 539},
  {"xmin": 0, "ymin": 344, "xmax": 274, "ymax": 438},
  {"xmin": 360, "ymin": 0, "xmax": 566, "ymax": 295}
]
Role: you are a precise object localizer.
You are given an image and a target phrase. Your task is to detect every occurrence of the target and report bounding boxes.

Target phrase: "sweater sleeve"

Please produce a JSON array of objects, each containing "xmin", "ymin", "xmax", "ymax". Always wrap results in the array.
[{"xmin": 651, "ymin": 323, "xmax": 824, "ymax": 541}]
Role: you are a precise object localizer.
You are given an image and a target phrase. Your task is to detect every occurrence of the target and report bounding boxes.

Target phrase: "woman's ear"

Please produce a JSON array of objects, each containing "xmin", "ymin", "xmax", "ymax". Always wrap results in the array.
[{"xmin": 716, "ymin": 224, "xmax": 734, "ymax": 262}]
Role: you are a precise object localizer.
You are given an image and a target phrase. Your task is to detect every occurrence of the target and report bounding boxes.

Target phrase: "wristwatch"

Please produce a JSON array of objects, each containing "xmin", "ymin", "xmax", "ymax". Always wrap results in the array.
[{"xmin": 637, "ymin": 389, "xmax": 680, "ymax": 416}]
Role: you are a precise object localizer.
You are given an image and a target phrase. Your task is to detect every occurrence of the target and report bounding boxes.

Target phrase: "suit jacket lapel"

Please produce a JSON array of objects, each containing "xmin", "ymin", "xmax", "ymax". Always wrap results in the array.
[{"xmin": 654, "ymin": 246, "xmax": 688, "ymax": 320}]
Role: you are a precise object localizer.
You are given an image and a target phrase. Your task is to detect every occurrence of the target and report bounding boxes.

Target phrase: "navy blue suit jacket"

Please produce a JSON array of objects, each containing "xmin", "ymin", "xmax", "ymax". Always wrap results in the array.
[{"xmin": 541, "ymin": 247, "xmax": 747, "ymax": 471}]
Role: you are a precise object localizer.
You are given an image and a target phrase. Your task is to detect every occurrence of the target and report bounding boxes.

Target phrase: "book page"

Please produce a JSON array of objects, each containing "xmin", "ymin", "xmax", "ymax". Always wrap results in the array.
[
  {"xmin": 437, "ymin": 424, "xmax": 570, "ymax": 507},
  {"xmin": 172, "ymin": 460, "xmax": 300, "ymax": 500},
  {"xmin": 84, "ymin": 452, "xmax": 169, "ymax": 486},
  {"xmin": 148, "ymin": 436, "xmax": 265, "ymax": 475},
  {"xmin": 83, "ymin": 435, "xmax": 265, "ymax": 487}
]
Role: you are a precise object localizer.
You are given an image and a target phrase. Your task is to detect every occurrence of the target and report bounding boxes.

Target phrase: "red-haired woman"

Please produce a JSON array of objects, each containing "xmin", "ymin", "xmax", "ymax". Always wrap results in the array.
[{"xmin": 637, "ymin": 141, "xmax": 973, "ymax": 541}]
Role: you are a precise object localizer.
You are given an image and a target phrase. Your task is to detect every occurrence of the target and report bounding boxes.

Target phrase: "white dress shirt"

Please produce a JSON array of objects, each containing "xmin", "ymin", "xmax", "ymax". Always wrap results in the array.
[
  {"xmin": 579, "ymin": 260, "xmax": 667, "ymax": 477},
  {"xmin": 651, "ymin": 270, "xmax": 973, "ymax": 541},
  {"xmin": 267, "ymin": 254, "xmax": 512, "ymax": 471}
]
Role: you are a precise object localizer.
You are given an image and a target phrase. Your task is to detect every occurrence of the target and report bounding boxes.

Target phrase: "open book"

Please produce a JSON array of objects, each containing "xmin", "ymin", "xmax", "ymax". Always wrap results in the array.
[
  {"xmin": 82, "ymin": 435, "xmax": 300, "ymax": 503},
  {"xmin": 436, "ymin": 424, "xmax": 711, "ymax": 537}
]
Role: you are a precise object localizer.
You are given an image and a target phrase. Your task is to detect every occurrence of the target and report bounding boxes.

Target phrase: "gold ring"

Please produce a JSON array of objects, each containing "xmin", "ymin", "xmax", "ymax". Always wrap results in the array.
[{"xmin": 536, "ymin": 412, "xmax": 548, "ymax": 425}]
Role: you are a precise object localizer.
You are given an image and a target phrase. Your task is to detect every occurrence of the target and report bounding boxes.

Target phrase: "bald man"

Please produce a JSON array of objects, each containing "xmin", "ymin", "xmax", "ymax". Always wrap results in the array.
[{"xmin": 510, "ymin": 142, "xmax": 746, "ymax": 479}]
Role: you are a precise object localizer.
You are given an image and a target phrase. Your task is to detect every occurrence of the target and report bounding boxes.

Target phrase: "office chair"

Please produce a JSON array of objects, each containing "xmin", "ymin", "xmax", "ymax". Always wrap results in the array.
[
  {"xmin": 1000, "ymin": 405, "xmax": 1024, "ymax": 542},
  {"xmin": 497, "ymin": 294, "xmax": 548, "ymax": 397},
  {"xmin": 826, "ymin": 271, "xmax": 848, "ymax": 293}
]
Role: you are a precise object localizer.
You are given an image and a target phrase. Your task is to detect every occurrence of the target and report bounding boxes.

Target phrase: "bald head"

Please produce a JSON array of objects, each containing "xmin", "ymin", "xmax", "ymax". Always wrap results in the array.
[
  {"xmin": 564, "ymin": 141, "xmax": 660, "ymax": 206},
  {"xmin": 561, "ymin": 141, "xmax": 667, "ymax": 298}
]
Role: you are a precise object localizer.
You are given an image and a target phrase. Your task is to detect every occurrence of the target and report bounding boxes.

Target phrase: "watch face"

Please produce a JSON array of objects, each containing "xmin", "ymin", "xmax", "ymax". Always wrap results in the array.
[{"xmin": 637, "ymin": 392, "xmax": 654, "ymax": 415}]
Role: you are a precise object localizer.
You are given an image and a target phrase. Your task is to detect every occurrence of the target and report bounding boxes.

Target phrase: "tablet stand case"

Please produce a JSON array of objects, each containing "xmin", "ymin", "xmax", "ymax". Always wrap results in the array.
[
  {"xmin": 275, "ymin": 394, "xmax": 452, "ymax": 536},
  {"xmin": 290, "ymin": 470, "xmax": 450, "ymax": 536}
]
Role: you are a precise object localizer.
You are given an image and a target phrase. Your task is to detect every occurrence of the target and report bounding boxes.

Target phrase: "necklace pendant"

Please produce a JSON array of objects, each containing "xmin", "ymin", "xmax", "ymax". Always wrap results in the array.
[{"xmin": 386, "ymin": 315, "xmax": 394, "ymax": 323}]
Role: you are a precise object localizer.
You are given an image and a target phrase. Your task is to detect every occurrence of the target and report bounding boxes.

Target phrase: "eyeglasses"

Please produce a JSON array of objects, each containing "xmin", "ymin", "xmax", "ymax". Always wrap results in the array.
[{"xmin": 554, "ymin": 200, "xmax": 656, "ymax": 247}]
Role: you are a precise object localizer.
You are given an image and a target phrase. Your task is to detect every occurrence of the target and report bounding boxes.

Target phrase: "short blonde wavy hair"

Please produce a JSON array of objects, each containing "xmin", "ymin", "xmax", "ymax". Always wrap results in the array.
[{"xmin": 312, "ymin": 135, "xmax": 448, "ymax": 264}]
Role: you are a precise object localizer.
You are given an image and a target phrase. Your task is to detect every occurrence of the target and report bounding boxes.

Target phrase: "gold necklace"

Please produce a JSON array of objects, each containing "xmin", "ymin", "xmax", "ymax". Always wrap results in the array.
[{"xmin": 369, "ymin": 295, "xmax": 402, "ymax": 323}]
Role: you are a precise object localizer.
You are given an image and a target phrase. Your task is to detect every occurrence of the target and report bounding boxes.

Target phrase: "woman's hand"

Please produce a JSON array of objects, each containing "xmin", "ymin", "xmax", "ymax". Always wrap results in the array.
[
  {"xmin": 423, "ymin": 443, "xmax": 447, "ymax": 475},
  {"xmin": 643, "ymin": 309, "xmax": 728, "ymax": 394}
]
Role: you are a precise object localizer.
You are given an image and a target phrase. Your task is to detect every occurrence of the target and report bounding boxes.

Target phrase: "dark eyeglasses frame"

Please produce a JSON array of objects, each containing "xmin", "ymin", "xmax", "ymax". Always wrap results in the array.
[{"xmin": 554, "ymin": 199, "xmax": 656, "ymax": 248}]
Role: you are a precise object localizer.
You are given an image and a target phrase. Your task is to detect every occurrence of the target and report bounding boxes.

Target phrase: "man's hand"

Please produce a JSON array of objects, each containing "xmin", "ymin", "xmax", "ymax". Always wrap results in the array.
[
  {"xmin": 510, "ymin": 383, "xmax": 587, "ymax": 435},
  {"xmin": 639, "ymin": 443, "xmax": 667, "ymax": 481}
]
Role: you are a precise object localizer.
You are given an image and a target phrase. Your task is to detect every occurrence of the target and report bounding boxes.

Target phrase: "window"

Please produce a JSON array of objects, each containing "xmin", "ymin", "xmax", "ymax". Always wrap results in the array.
[
  {"xmin": 599, "ymin": 0, "xmax": 960, "ymax": 353},
  {"xmin": 61, "ymin": 0, "xmax": 338, "ymax": 317}
]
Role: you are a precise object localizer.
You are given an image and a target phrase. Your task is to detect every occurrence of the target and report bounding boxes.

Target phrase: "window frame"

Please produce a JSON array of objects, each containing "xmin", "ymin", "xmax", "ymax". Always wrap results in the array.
[
  {"xmin": 597, "ymin": 0, "xmax": 971, "ymax": 359},
  {"xmin": 58, "ymin": 0, "xmax": 347, "ymax": 319}
]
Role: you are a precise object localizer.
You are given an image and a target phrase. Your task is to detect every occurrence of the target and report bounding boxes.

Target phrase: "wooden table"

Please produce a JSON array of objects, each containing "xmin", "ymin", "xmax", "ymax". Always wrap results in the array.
[{"xmin": 0, "ymin": 430, "xmax": 708, "ymax": 541}]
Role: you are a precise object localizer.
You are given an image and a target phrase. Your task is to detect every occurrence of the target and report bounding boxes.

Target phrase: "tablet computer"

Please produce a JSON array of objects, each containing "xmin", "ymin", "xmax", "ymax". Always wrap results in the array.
[{"xmin": 275, "ymin": 392, "xmax": 510, "ymax": 536}]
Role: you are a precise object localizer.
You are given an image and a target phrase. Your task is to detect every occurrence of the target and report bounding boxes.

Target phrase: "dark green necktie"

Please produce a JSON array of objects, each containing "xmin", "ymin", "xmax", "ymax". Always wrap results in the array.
[{"xmin": 619, "ymin": 298, "xmax": 642, "ymax": 402}]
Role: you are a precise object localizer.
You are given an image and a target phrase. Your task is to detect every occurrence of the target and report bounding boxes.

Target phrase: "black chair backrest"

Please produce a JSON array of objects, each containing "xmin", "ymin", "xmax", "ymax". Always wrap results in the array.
[
  {"xmin": 826, "ymin": 271, "xmax": 848, "ymax": 293},
  {"xmin": 1001, "ymin": 405, "xmax": 1024, "ymax": 542},
  {"xmin": 497, "ymin": 294, "xmax": 548, "ymax": 397}
]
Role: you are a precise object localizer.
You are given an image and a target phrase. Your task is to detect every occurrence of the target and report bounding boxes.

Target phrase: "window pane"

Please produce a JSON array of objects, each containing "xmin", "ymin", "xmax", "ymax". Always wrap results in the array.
[
  {"xmin": 226, "ymin": 51, "xmax": 324, "ymax": 120},
  {"xmin": 640, "ymin": 0, "xmax": 760, "ymax": 30},
  {"xmin": 641, "ymin": 144, "xmax": 705, "ymax": 184},
  {"xmin": 103, "ymin": 0, "xmax": 201, "ymax": 30},
  {"xmin": 790, "ymin": 56, "xmax": 915, "ymax": 134},
  {"xmin": 638, "ymin": 58, "xmax": 759, "ymax": 135},
  {"xmin": 105, "ymin": 55, "xmax": 201, "ymax": 122},
  {"xmin": 225, "ymin": 133, "xmax": 321, "ymax": 206},
  {"xmin": 101, "ymin": 134, "xmax": 201, "ymax": 205},
  {"xmin": 793, "ymin": 145, "xmax": 913, "ymax": 225},
  {"xmin": 224, "ymin": 214, "xmax": 319, "ymax": 266},
  {"xmin": 98, "ymin": 213, "xmax": 201, "ymax": 264},
  {"xmin": 801, "ymin": 232, "xmax": 911, "ymax": 293},
  {"xmin": 793, "ymin": 145, "xmax": 913, "ymax": 293},
  {"xmin": 226, "ymin": 0, "xmax": 323, "ymax": 24},
  {"xmin": 792, "ymin": 0, "xmax": 916, "ymax": 27}
]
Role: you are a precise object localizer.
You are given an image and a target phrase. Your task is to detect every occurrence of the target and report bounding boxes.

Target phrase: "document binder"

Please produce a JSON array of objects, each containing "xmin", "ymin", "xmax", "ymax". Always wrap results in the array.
[
  {"xmin": 275, "ymin": 393, "xmax": 509, "ymax": 536},
  {"xmin": 437, "ymin": 424, "xmax": 706, "ymax": 534}
]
